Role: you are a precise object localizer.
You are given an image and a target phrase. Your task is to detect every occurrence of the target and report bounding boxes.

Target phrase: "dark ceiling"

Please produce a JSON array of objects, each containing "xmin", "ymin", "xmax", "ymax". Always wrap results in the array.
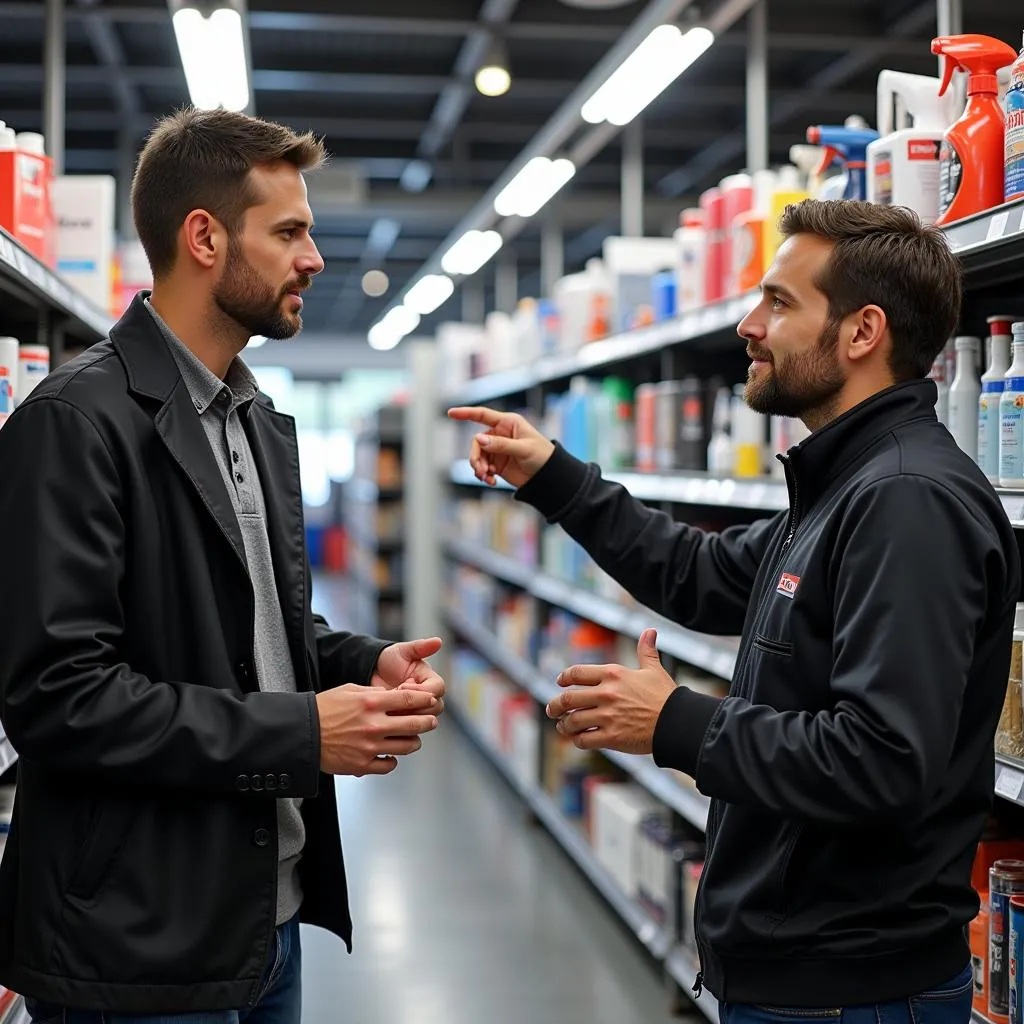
[{"xmin": 0, "ymin": 0, "xmax": 1019, "ymax": 338}]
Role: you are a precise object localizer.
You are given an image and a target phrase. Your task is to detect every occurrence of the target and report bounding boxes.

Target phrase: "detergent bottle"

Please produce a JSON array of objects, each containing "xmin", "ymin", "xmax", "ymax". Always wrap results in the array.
[
  {"xmin": 1006, "ymin": 33, "xmax": 1024, "ymax": 202},
  {"xmin": 805, "ymin": 121, "xmax": 880, "ymax": 200},
  {"xmin": 932, "ymin": 33, "xmax": 1018, "ymax": 225},
  {"xmin": 867, "ymin": 71, "xmax": 962, "ymax": 224}
]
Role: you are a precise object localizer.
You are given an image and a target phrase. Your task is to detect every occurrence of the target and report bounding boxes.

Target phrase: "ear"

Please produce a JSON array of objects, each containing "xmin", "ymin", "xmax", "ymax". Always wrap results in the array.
[
  {"xmin": 844, "ymin": 305, "xmax": 888, "ymax": 365},
  {"xmin": 181, "ymin": 209, "xmax": 223, "ymax": 271}
]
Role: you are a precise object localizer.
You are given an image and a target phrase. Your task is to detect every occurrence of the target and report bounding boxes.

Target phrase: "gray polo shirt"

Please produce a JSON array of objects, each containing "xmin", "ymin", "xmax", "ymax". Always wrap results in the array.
[{"xmin": 146, "ymin": 300, "xmax": 303, "ymax": 926}]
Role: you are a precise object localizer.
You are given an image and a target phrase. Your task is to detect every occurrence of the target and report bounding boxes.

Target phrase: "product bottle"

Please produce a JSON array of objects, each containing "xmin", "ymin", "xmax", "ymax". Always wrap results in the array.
[
  {"xmin": 732, "ymin": 170, "xmax": 776, "ymax": 296},
  {"xmin": 0, "ymin": 337, "xmax": 18, "ymax": 430},
  {"xmin": 706, "ymin": 387, "xmax": 734, "ymax": 474},
  {"xmin": 932, "ymin": 34, "xmax": 1018, "ymax": 226},
  {"xmin": 979, "ymin": 316, "xmax": 1014, "ymax": 482},
  {"xmin": 655, "ymin": 380, "xmax": 683, "ymax": 471},
  {"xmin": 948, "ymin": 336, "xmax": 982, "ymax": 458},
  {"xmin": 731, "ymin": 384, "xmax": 765, "ymax": 478},
  {"xmin": 635, "ymin": 383, "xmax": 658, "ymax": 472},
  {"xmin": 930, "ymin": 351, "xmax": 950, "ymax": 426},
  {"xmin": 701, "ymin": 186, "xmax": 726, "ymax": 306},
  {"xmin": 676, "ymin": 376, "xmax": 706, "ymax": 471},
  {"xmin": 720, "ymin": 173, "xmax": 753, "ymax": 298},
  {"xmin": 867, "ymin": 70, "xmax": 962, "ymax": 224},
  {"xmin": 999, "ymin": 323, "xmax": 1024, "ymax": 490},
  {"xmin": 674, "ymin": 208, "xmax": 706, "ymax": 312},
  {"xmin": 1006, "ymin": 33, "xmax": 1024, "ymax": 202},
  {"xmin": 805, "ymin": 122, "xmax": 880, "ymax": 200}
]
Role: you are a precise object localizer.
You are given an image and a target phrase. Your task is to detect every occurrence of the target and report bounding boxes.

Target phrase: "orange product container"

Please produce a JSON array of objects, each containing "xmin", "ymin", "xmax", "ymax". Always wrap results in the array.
[
  {"xmin": 0, "ymin": 148, "xmax": 54, "ymax": 266},
  {"xmin": 974, "ymin": 895, "xmax": 990, "ymax": 1016},
  {"xmin": 635, "ymin": 383, "xmax": 658, "ymax": 472},
  {"xmin": 700, "ymin": 186, "xmax": 725, "ymax": 305}
]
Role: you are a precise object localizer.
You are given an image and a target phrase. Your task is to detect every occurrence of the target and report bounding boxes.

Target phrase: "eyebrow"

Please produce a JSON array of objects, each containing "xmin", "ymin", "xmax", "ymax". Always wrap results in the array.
[
  {"xmin": 761, "ymin": 280, "xmax": 798, "ymax": 304},
  {"xmin": 273, "ymin": 217, "xmax": 314, "ymax": 232}
]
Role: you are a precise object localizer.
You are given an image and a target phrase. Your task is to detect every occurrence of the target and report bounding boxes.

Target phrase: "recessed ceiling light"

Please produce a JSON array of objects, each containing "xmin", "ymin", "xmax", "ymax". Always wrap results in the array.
[{"xmin": 361, "ymin": 269, "xmax": 390, "ymax": 297}]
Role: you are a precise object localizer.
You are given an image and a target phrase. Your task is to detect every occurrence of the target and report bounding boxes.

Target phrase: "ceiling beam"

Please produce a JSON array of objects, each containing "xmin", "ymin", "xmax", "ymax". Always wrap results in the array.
[
  {"xmin": 656, "ymin": 0, "xmax": 937, "ymax": 196},
  {"xmin": 79, "ymin": 16, "xmax": 139, "ymax": 116}
]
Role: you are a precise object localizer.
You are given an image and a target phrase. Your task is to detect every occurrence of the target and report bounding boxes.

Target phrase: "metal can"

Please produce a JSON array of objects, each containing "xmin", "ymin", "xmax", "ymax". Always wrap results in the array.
[
  {"xmin": 991, "ymin": 860, "xmax": 1024, "ymax": 1019},
  {"xmin": 1012, "ymin": 895, "xmax": 1024, "ymax": 1024},
  {"xmin": 654, "ymin": 381, "xmax": 682, "ymax": 471},
  {"xmin": 635, "ymin": 383, "xmax": 657, "ymax": 472}
]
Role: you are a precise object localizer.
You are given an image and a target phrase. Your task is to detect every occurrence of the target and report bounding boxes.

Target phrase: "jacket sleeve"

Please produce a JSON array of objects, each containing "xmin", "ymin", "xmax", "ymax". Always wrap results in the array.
[
  {"xmin": 515, "ymin": 443, "xmax": 781, "ymax": 635},
  {"xmin": 313, "ymin": 616, "xmax": 389, "ymax": 688},
  {"xmin": 653, "ymin": 474, "xmax": 1001, "ymax": 824},
  {"xmin": 0, "ymin": 397, "xmax": 321, "ymax": 798}
]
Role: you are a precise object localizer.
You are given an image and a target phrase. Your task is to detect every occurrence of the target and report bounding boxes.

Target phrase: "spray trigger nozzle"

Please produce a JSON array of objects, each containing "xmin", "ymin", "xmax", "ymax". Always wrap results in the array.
[
  {"xmin": 935, "ymin": 52, "xmax": 957, "ymax": 97},
  {"xmin": 816, "ymin": 145, "xmax": 841, "ymax": 176}
]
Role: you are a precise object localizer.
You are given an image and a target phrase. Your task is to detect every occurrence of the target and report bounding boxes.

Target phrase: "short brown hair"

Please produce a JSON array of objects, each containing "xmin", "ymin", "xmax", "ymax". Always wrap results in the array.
[
  {"xmin": 131, "ymin": 108, "xmax": 326, "ymax": 278},
  {"xmin": 779, "ymin": 199, "xmax": 962, "ymax": 381}
]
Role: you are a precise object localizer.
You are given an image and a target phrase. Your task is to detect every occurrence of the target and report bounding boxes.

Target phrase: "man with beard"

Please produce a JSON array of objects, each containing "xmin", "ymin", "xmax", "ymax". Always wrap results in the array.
[
  {"xmin": 449, "ymin": 200, "xmax": 1019, "ymax": 1020},
  {"xmin": 0, "ymin": 108, "xmax": 445, "ymax": 1024}
]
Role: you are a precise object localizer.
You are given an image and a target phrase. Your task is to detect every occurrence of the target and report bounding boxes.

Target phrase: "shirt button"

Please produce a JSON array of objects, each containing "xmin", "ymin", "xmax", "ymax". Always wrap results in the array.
[
  {"xmin": 236, "ymin": 472, "xmax": 244, "ymax": 484},
  {"xmin": 253, "ymin": 828, "xmax": 271, "ymax": 848}
]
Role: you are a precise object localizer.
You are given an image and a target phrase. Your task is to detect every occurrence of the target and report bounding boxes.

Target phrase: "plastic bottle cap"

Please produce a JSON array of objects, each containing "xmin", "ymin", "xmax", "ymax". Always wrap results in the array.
[
  {"xmin": 955, "ymin": 336, "xmax": 980, "ymax": 351},
  {"xmin": 16, "ymin": 132, "xmax": 45, "ymax": 155}
]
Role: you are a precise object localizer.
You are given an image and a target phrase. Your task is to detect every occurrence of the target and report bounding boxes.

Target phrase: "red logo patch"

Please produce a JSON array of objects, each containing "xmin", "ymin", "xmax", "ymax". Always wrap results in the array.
[{"xmin": 777, "ymin": 573, "xmax": 800, "ymax": 598}]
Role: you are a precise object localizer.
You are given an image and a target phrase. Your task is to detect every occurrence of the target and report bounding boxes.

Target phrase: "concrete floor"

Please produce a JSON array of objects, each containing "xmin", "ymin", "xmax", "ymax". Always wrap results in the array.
[{"xmin": 303, "ymin": 574, "xmax": 686, "ymax": 1024}]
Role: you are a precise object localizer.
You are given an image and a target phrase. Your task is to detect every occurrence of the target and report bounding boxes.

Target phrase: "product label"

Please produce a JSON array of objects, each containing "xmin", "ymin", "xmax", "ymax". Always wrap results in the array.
[
  {"xmin": 1012, "ymin": 908, "xmax": 1021, "ymax": 1024},
  {"xmin": 938, "ymin": 139, "xmax": 964, "ymax": 219},
  {"xmin": 1007, "ymin": 58, "xmax": 1024, "ymax": 201},
  {"xmin": 909, "ymin": 139, "xmax": 942, "ymax": 161},
  {"xmin": 994, "ymin": 889, "xmax": 1013, "ymax": 1014},
  {"xmin": 1000, "ymin": 389, "xmax": 1024, "ymax": 484},
  {"xmin": 873, "ymin": 151, "xmax": 893, "ymax": 205},
  {"xmin": 980, "ymin": 392, "xmax": 1002, "ymax": 477}
]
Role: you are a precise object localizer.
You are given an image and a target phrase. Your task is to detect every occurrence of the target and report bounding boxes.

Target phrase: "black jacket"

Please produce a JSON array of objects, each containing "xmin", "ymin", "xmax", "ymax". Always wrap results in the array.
[
  {"xmin": 517, "ymin": 379, "xmax": 1020, "ymax": 1005},
  {"xmin": 0, "ymin": 295, "xmax": 388, "ymax": 1012}
]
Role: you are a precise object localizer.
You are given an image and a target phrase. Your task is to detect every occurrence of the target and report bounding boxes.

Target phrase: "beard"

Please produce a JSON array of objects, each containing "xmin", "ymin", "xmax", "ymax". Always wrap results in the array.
[
  {"xmin": 744, "ymin": 317, "xmax": 845, "ymax": 420},
  {"xmin": 213, "ymin": 237, "xmax": 310, "ymax": 341}
]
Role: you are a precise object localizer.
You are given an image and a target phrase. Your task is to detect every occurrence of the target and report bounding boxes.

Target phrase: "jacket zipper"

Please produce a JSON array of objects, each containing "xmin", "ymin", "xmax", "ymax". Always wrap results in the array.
[{"xmin": 689, "ymin": 454, "xmax": 801, "ymax": 1002}]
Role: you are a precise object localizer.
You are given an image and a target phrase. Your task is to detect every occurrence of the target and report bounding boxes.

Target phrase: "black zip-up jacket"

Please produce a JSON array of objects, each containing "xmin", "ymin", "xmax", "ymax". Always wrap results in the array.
[{"xmin": 516, "ymin": 379, "xmax": 1020, "ymax": 1006}]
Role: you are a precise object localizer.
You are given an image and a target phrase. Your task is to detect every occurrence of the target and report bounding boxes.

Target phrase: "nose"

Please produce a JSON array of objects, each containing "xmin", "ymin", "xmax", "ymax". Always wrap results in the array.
[
  {"xmin": 737, "ymin": 304, "xmax": 766, "ymax": 343},
  {"xmin": 298, "ymin": 239, "xmax": 325, "ymax": 277}
]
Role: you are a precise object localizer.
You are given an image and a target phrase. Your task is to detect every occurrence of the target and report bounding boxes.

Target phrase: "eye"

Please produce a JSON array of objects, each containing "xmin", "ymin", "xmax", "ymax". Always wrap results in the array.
[
  {"xmin": 280, "ymin": 228, "xmax": 297, "ymax": 240},
  {"xmin": 770, "ymin": 296, "xmax": 786, "ymax": 310}
]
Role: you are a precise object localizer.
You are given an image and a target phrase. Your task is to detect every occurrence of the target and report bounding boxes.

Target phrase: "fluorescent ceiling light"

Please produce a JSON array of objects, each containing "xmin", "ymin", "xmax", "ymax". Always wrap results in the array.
[
  {"xmin": 172, "ymin": 6, "xmax": 250, "ymax": 112},
  {"xmin": 494, "ymin": 156, "xmax": 577, "ymax": 218},
  {"xmin": 404, "ymin": 274, "xmax": 455, "ymax": 316},
  {"xmin": 441, "ymin": 230, "xmax": 504, "ymax": 276},
  {"xmin": 581, "ymin": 24, "xmax": 714, "ymax": 127},
  {"xmin": 368, "ymin": 305, "xmax": 421, "ymax": 351}
]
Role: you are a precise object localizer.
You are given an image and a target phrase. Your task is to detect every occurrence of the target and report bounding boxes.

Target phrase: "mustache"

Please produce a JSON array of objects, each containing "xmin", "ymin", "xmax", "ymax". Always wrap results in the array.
[
  {"xmin": 747, "ymin": 345, "xmax": 773, "ymax": 362},
  {"xmin": 281, "ymin": 275, "xmax": 312, "ymax": 297}
]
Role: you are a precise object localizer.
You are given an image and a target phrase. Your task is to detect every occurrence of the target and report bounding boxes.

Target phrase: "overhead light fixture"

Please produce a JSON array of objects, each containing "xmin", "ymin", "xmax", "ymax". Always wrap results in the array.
[
  {"xmin": 475, "ymin": 39, "xmax": 512, "ymax": 97},
  {"xmin": 368, "ymin": 305, "xmax": 421, "ymax": 351},
  {"xmin": 494, "ymin": 156, "xmax": 577, "ymax": 218},
  {"xmin": 361, "ymin": 269, "xmax": 390, "ymax": 298},
  {"xmin": 441, "ymin": 230, "xmax": 504, "ymax": 276},
  {"xmin": 404, "ymin": 274, "xmax": 455, "ymax": 316},
  {"xmin": 172, "ymin": 6, "xmax": 250, "ymax": 112},
  {"xmin": 581, "ymin": 24, "xmax": 714, "ymax": 126}
]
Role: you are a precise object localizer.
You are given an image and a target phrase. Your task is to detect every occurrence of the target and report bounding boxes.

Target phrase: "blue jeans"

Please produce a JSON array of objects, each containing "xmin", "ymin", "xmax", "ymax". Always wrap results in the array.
[
  {"xmin": 25, "ymin": 915, "xmax": 301, "ymax": 1024},
  {"xmin": 719, "ymin": 964, "xmax": 973, "ymax": 1024}
]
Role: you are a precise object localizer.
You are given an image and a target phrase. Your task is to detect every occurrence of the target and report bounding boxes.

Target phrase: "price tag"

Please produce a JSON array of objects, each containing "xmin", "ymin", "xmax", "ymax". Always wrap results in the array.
[
  {"xmin": 987, "ymin": 210, "xmax": 1011, "ymax": 242},
  {"xmin": 996, "ymin": 766, "xmax": 1024, "ymax": 802}
]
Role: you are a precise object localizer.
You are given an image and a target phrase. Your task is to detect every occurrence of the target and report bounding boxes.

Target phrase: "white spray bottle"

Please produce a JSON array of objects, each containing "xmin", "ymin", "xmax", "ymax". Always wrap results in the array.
[{"xmin": 866, "ymin": 71, "xmax": 962, "ymax": 224}]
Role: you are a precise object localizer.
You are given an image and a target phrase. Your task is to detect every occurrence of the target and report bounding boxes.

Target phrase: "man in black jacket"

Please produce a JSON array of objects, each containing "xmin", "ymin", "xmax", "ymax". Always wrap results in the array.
[
  {"xmin": 451, "ymin": 200, "xmax": 1019, "ymax": 1022},
  {"xmin": 0, "ymin": 109, "xmax": 445, "ymax": 1023}
]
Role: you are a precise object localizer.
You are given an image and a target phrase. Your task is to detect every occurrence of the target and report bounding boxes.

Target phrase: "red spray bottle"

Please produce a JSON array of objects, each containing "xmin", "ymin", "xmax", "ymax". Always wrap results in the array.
[{"xmin": 932, "ymin": 33, "xmax": 1017, "ymax": 226}]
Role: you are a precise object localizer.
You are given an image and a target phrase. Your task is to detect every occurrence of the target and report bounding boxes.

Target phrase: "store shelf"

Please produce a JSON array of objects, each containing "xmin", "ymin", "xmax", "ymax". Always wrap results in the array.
[
  {"xmin": 451, "ymin": 701, "xmax": 672, "ymax": 962},
  {"xmin": 450, "ymin": 460, "xmax": 789, "ymax": 512},
  {"xmin": 444, "ymin": 536, "xmax": 738, "ymax": 681},
  {"xmin": 446, "ymin": 292, "xmax": 759, "ymax": 406},
  {"xmin": 942, "ymin": 198, "xmax": 1024, "ymax": 287},
  {"xmin": 446, "ymin": 605, "xmax": 713, "ymax": 831},
  {"xmin": 0, "ymin": 228, "xmax": 113, "ymax": 344},
  {"xmin": 995, "ymin": 754, "xmax": 1024, "ymax": 807},
  {"xmin": 997, "ymin": 490, "xmax": 1024, "ymax": 529}
]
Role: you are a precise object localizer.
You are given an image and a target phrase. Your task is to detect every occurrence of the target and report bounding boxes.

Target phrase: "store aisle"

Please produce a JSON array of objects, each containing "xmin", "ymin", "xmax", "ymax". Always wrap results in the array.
[{"xmin": 300, "ymin": 726, "xmax": 687, "ymax": 1024}]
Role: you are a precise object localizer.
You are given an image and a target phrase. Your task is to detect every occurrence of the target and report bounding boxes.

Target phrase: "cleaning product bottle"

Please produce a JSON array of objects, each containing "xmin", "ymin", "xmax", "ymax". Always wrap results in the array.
[
  {"xmin": 674, "ymin": 209, "xmax": 706, "ymax": 312},
  {"xmin": 867, "ymin": 71, "xmax": 961, "ymax": 224},
  {"xmin": 1000, "ymin": 322, "xmax": 1024, "ymax": 490},
  {"xmin": 701, "ymin": 186, "xmax": 726, "ymax": 305},
  {"xmin": 731, "ymin": 384, "xmax": 765, "ymax": 478},
  {"xmin": 766, "ymin": 165, "xmax": 810, "ymax": 269},
  {"xmin": 948, "ymin": 336, "xmax": 982, "ymax": 458},
  {"xmin": 731, "ymin": 170, "xmax": 776, "ymax": 297},
  {"xmin": 930, "ymin": 350, "xmax": 950, "ymax": 426},
  {"xmin": 932, "ymin": 34, "xmax": 1018, "ymax": 226},
  {"xmin": 790, "ymin": 144, "xmax": 826, "ymax": 195},
  {"xmin": 1006, "ymin": 33, "xmax": 1024, "ymax": 201},
  {"xmin": 707, "ymin": 386, "xmax": 734, "ymax": 474},
  {"xmin": 979, "ymin": 315, "xmax": 1014, "ymax": 482},
  {"xmin": 805, "ymin": 122, "xmax": 880, "ymax": 200},
  {"xmin": 720, "ymin": 173, "xmax": 753, "ymax": 298}
]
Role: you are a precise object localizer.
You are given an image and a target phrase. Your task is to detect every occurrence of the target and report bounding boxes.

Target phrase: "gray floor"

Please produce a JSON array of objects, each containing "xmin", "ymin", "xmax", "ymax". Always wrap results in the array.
[{"xmin": 304, "ymin": 575, "xmax": 686, "ymax": 1024}]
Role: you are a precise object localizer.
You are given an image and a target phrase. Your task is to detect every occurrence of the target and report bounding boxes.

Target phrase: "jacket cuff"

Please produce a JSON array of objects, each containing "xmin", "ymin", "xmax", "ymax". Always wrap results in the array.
[
  {"xmin": 652, "ymin": 686, "xmax": 723, "ymax": 776},
  {"xmin": 514, "ymin": 442, "xmax": 594, "ymax": 522}
]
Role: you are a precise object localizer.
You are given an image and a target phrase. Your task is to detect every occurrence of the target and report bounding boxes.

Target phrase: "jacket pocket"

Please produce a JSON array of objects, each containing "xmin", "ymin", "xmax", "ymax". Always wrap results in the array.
[
  {"xmin": 754, "ymin": 633, "xmax": 794, "ymax": 658},
  {"xmin": 66, "ymin": 800, "xmax": 132, "ymax": 902},
  {"xmin": 771, "ymin": 823, "xmax": 804, "ymax": 923}
]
